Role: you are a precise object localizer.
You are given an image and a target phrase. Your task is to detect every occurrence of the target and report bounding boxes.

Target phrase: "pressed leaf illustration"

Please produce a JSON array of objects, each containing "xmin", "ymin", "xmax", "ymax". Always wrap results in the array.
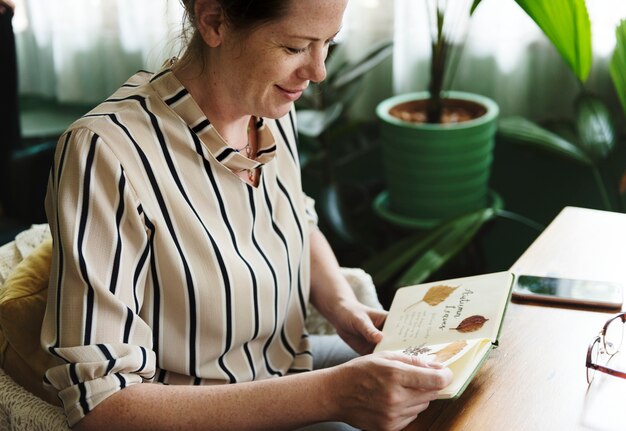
[
  {"xmin": 402, "ymin": 344, "xmax": 431, "ymax": 356},
  {"xmin": 450, "ymin": 315, "xmax": 489, "ymax": 333},
  {"xmin": 431, "ymin": 340, "xmax": 468, "ymax": 363},
  {"xmin": 404, "ymin": 284, "xmax": 459, "ymax": 311}
]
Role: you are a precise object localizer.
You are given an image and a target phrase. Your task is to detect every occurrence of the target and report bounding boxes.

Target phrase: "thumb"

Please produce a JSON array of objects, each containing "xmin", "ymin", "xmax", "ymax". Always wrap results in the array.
[
  {"xmin": 384, "ymin": 350, "xmax": 445, "ymax": 369},
  {"xmin": 357, "ymin": 315, "xmax": 383, "ymax": 344}
]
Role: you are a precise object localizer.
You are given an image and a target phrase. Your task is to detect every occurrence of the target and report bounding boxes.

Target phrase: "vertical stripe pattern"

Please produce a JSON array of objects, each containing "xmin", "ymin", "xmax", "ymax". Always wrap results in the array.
[{"xmin": 42, "ymin": 67, "xmax": 316, "ymax": 426}]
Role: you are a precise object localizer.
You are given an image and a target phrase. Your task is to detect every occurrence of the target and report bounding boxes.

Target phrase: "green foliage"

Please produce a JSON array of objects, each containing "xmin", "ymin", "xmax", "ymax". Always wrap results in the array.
[
  {"xmin": 499, "ymin": 113, "xmax": 616, "ymax": 211},
  {"xmin": 500, "ymin": 0, "xmax": 624, "ymax": 213},
  {"xmin": 297, "ymin": 40, "xmax": 393, "ymax": 176},
  {"xmin": 297, "ymin": 40, "xmax": 393, "ymax": 125},
  {"xmin": 575, "ymin": 93, "xmax": 615, "ymax": 162},
  {"xmin": 513, "ymin": 0, "xmax": 592, "ymax": 83},
  {"xmin": 296, "ymin": 40, "xmax": 393, "ymax": 244},
  {"xmin": 362, "ymin": 206, "xmax": 498, "ymax": 291},
  {"xmin": 470, "ymin": 0, "xmax": 483, "ymax": 15},
  {"xmin": 297, "ymin": 37, "xmax": 505, "ymax": 291},
  {"xmin": 611, "ymin": 19, "xmax": 626, "ymax": 118},
  {"xmin": 498, "ymin": 117, "xmax": 592, "ymax": 165},
  {"xmin": 425, "ymin": 0, "xmax": 485, "ymax": 122},
  {"xmin": 613, "ymin": 20, "xmax": 626, "ymax": 206}
]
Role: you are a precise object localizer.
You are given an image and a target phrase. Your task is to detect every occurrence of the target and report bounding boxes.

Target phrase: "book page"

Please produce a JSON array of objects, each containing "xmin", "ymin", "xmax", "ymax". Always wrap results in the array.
[
  {"xmin": 439, "ymin": 339, "xmax": 493, "ymax": 398},
  {"xmin": 375, "ymin": 272, "xmax": 513, "ymax": 352},
  {"xmin": 385, "ymin": 339, "xmax": 493, "ymax": 398}
]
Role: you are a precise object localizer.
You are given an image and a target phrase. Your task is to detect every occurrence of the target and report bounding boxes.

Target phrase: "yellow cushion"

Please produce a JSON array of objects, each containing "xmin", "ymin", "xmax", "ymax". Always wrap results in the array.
[{"xmin": 0, "ymin": 239, "xmax": 61, "ymax": 405}]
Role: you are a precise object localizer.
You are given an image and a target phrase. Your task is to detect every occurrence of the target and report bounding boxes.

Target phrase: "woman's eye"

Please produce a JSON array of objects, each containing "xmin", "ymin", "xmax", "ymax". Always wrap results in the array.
[{"xmin": 285, "ymin": 46, "xmax": 307, "ymax": 54}]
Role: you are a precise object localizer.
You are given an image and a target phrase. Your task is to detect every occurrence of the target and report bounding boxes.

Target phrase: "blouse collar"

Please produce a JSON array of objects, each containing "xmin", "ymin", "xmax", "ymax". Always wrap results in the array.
[{"xmin": 148, "ymin": 61, "xmax": 276, "ymax": 172}]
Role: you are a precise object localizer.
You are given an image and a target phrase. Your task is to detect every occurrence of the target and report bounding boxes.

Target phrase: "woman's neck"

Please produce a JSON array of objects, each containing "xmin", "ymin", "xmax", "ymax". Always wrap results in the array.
[{"xmin": 172, "ymin": 54, "xmax": 251, "ymax": 151}]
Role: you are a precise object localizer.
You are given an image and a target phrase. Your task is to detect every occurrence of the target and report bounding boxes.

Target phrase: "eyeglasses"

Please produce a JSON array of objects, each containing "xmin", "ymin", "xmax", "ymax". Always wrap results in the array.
[{"xmin": 586, "ymin": 312, "xmax": 626, "ymax": 384}]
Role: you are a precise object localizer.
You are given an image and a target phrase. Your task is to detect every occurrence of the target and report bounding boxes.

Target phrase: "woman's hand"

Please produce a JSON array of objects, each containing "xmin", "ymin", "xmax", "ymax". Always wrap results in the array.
[
  {"xmin": 326, "ymin": 351, "xmax": 453, "ymax": 431},
  {"xmin": 327, "ymin": 298, "xmax": 388, "ymax": 355},
  {"xmin": 307, "ymin": 228, "xmax": 388, "ymax": 354}
]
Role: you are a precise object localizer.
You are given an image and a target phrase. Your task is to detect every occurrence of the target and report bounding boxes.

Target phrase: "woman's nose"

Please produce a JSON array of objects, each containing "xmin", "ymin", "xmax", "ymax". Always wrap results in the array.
[{"xmin": 302, "ymin": 50, "xmax": 327, "ymax": 84}]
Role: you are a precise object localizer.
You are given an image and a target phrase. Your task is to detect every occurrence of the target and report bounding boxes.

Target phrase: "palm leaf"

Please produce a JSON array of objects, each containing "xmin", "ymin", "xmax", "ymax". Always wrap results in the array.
[
  {"xmin": 361, "ymin": 230, "xmax": 436, "ymax": 287},
  {"xmin": 514, "ymin": 0, "xmax": 592, "ymax": 83},
  {"xmin": 575, "ymin": 93, "xmax": 615, "ymax": 162},
  {"xmin": 498, "ymin": 116, "xmax": 593, "ymax": 166},
  {"xmin": 470, "ymin": 0, "xmax": 483, "ymax": 15},
  {"xmin": 363, "ymin": 207, "xmax": 495, "ymax": 289},
  {"xmin": 610, "ymin": 19, "xmax": 626, "ymax": 118},
  {"xmin": 397, "ymin": 208, "xmax": 495, "ymax": 287},
  {"xmin": 329, "ymin": 40, "xmax": 393, "ymax": 90},
  {"xmin": 318, "ymin": 183, "xmax": 358, "ymax": 244},
  {"xmin": 296, "ymin": 103, "xmax": 343, "ymax": 138}
]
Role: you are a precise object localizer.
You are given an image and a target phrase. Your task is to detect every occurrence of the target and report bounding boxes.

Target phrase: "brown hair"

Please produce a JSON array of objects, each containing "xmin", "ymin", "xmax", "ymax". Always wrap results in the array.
[{"xmin": 179, "ymin": 0, "xmax": 291, "ymax": 60}]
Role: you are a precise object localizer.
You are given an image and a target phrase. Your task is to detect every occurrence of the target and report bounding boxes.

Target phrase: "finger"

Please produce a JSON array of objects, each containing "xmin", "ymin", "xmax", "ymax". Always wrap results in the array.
[
  {"xmin": 354, "ymin": 313, "xmax": 384, "ymax": 344},
  {"xmin": 379, "ymin": 350, "xmax": 442, "ymax": 368},
  {"xmin": 379, "ymin": 352, "xmax": 453, "ymax": 390},
  {"xmin": 406, "ymin": 366, "xmax": 452, "ymax": 391},
  {"xmin": 393, "ymin": 401, "xmax": 431, "ymax": 431},
  {"xmin": 369, "ymin": 309, "xmax": 388, "ymax": 329}
]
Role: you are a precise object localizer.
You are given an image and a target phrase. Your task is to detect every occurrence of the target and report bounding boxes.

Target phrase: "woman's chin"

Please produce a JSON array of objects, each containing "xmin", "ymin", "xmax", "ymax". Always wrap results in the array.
[{"xmin": 260, "ymin": 103, "xmax": 294, "ymax": 120}]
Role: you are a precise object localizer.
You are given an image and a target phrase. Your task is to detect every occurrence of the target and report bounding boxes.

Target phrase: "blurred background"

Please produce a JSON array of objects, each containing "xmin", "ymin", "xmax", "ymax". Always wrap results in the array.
[{"xmin": 2, "ymin": 0, "xmax": 626, "ymax": 306}]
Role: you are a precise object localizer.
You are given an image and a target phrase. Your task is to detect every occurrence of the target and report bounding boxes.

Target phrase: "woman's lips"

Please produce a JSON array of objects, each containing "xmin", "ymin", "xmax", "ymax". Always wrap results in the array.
[{"xmin": 276, "ymin": 85, "xmax": 305, "ymax": 101}]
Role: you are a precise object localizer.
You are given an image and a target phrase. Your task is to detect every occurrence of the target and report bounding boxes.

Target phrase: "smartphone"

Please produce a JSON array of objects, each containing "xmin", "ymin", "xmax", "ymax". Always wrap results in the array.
[{"xmin": 512, "ymin": 275, "xmax": 624, "ymax": 310}]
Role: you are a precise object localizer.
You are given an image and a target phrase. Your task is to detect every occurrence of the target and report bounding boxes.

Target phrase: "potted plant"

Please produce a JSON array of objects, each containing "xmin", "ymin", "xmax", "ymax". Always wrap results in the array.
[{"xmin": 375, "ymin": 0, "xmax": 500, "ymax": 228}]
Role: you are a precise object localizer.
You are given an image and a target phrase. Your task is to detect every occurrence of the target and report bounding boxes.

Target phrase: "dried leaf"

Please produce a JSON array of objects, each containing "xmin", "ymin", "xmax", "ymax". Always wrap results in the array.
[
  {"xmin": 450, "ymin": 315, "xmax": 489, "ymax": 333},
  {"xmin": 431, "ymin": 340, "xmax": 468, "ymax": 363},
  {"xmin": 404, "ymin": 284, "xmax": 458, "ymax": 311}
]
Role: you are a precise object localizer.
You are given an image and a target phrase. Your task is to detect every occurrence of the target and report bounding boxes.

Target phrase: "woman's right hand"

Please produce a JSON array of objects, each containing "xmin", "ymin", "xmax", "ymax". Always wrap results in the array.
[{"xmin": 326, "ymin": 351, "xmax": 453, "ymax": 431}]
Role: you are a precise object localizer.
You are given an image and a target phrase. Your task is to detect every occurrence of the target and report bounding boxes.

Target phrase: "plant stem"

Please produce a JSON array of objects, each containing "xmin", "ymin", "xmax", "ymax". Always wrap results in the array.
[
  {"xmin": 591, "ymin": 167, "xmax": 614, "ymax": 211},
  {"xmin": 427, "ymin": 1, "xmax": 446, "ymax": 123},
  {"xmin": 494, "ymin": 210, "xmax": 544, "ymax": 232}
]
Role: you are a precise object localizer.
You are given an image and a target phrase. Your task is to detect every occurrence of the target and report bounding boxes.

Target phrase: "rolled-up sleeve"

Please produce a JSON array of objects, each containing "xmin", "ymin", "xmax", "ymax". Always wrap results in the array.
[
  {"xmin": 42, "ymin": 127, "xmax": 156, "ymax": 426},
  {"xmin": 303, "ymin": 193, "xmax": 319, "ymax": 230}
]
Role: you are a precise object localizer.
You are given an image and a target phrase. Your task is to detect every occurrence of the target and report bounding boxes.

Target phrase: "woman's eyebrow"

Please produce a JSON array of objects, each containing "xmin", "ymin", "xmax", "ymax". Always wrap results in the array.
[{"xmin": 286, "ymin": 29, "xmax": 341, "ymax": 42}]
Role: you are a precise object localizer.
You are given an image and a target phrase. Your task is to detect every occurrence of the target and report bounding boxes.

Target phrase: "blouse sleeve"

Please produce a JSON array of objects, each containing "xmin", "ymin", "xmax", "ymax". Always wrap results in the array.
[
  {"xmin": 42, "ymin": 127, "xmax": 156, "ymax": 427},
  {"xmin": 302, "ymin": 193, "xmax": 319, "ymax": 230}
]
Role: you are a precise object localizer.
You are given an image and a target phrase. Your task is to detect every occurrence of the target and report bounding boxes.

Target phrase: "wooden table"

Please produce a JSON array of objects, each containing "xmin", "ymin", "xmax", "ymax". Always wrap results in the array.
[{"xmin": 406, "ymin": 207, "xmax": 626, "ymax": 431}]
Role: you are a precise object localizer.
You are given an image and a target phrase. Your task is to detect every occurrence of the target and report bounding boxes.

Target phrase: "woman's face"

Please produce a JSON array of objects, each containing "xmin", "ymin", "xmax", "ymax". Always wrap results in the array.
[{"xmin": 216, "ymin": 0, "xmax": 348, "ymax": 120}]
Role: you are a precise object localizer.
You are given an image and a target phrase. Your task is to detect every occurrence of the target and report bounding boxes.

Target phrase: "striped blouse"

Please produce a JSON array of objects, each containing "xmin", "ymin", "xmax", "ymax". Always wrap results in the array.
[{"xmin": 42, "ymin": 65, "xmax": 318, "ymax": 426}]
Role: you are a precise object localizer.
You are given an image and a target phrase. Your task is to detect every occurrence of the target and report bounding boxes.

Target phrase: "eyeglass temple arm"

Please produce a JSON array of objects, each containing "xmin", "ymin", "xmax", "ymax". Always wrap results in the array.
[{"xmin": 588, "ymin": 362, "xmax": 626, "ymax": 380}]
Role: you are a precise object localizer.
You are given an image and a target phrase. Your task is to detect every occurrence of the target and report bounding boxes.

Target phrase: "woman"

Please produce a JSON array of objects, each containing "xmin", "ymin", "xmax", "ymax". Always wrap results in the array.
[{"xmin": 42, "ymin": 0, "xmax": 452, "ymax": 430}]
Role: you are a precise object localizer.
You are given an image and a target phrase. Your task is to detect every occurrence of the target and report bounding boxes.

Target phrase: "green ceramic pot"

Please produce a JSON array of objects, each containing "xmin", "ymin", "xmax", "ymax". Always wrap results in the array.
[{"xmin": 376, "ymin": 91, "xmax": 499, "ymax": 226}]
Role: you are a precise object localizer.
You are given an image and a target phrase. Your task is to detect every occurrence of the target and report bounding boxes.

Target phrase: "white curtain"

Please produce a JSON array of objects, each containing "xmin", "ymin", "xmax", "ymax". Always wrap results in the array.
[
  {"xmin": 11, "ymin": 0, "xmax": 626, "ymax": 117},
  {"xmin": 13, "ymin": 0, "xmax": 184, "ymax": 104},
  {"xmin": 393, "ymin": 0, "xmax": 626, "ymax": 120},
  {"xmin": 342, "ymin": 0, "xmax": 395, "ymax": 119}
]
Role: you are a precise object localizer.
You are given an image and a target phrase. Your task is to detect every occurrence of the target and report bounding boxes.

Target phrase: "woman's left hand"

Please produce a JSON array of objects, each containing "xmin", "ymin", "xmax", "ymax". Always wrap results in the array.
[{"xmin": 329, "ymin": 300, "xmax": 388, "ymax": 355}]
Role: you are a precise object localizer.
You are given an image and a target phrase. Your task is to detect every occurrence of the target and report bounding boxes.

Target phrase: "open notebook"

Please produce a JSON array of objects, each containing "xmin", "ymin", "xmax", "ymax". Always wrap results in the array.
[{"xmin": 375, "ymin": 271, "xmax": 514, "ymax": 398}]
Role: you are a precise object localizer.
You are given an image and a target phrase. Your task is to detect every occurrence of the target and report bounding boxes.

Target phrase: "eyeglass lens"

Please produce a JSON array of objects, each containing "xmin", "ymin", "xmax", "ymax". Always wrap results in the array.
[{"xmin": 604, "ymin": 315, "xmax": 624, "ymax": 355}]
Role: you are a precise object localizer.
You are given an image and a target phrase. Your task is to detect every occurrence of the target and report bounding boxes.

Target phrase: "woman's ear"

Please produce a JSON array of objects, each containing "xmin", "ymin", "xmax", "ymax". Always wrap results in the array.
[{"xmin": 195, "ymin": 0, "xmax": 225, "ymax": 47}]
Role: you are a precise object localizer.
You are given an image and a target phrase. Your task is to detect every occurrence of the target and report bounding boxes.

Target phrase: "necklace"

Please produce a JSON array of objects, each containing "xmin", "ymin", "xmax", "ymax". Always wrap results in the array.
[
  {"xmin": 234, "ymin": 121, "xmax": 259, "ymax": 185},
  {"xmin": 234, "ymin": 142, "xmax": 252, "ymax": 158}
]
